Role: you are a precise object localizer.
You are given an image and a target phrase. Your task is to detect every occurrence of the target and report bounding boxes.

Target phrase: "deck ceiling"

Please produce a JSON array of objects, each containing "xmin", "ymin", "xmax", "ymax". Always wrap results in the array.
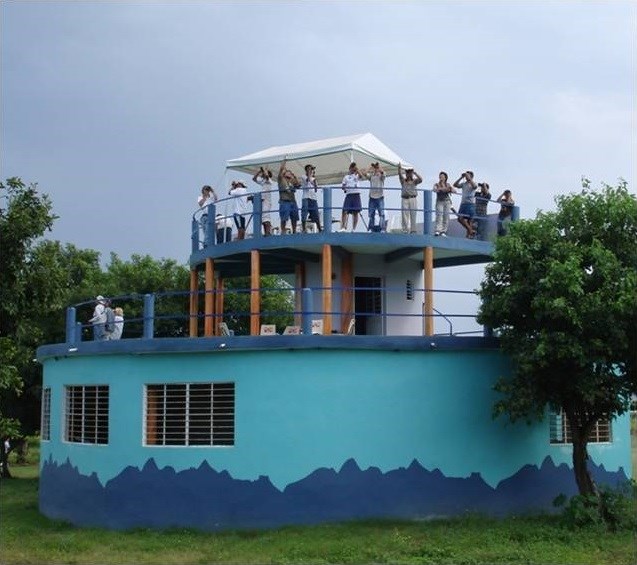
[{"xmin": 194, "ymin": 236, "xmax": 492, "ymax": 278}]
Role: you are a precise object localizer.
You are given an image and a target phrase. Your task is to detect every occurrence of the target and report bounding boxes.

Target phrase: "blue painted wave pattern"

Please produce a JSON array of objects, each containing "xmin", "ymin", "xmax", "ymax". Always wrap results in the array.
[{"xmin": 39, "ymin": 456, "xmax": 627, "ymax": 530}]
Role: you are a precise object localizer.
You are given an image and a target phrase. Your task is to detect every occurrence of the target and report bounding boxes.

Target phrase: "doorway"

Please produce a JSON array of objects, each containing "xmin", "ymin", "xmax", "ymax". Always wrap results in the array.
[{"xmin": 354, "ymin": 276, "xmax": 383, "ymax": 335}]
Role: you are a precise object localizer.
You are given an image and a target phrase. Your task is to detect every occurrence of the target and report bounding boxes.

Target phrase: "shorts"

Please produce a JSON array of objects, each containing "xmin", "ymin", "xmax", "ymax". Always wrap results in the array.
[
  {"xmin": 343, "ymin": 193, "xmax": 362, "ymax": 214},
  {"xmin": 458, "ymin": 202, "xmax": 475, "ymax": 219},
  {"xmin": 279, "ymin": 200, "xmax": 299, "ymax": 222},
  {"xmin": 302, "ymin": 198, "xmax": 320, "ymax": 223}
]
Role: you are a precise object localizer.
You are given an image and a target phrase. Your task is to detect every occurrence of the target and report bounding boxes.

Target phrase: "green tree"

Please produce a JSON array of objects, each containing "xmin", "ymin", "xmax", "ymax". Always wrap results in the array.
[
  {"xmin": 223, "ymin": 275, "xmax": 295, "ymax": 335},
  {"xmin": 477, "ymin": 180, "xmax": 637, "ymax": 498},
  {"xmin": 2, "ymin": 242, "xmax": 103, "ymax": 439},
  {"xmin": 97, "ymin": 253, "xmax": 191, "ymax": 338},
  {"xmin": 0, "ymin": 178, "xmax": 57, "ymax": 475}
]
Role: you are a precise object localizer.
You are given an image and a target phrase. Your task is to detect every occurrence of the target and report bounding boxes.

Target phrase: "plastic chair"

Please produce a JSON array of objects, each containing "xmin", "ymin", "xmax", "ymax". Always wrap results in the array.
[
  {"xmin": 282, "ymin": 325, "xmax": 301, "ymax": 335},
  {"xmin": 311, "ymin": 319, "xmax": 324, "ymax": 335},
  {"xmin": 260, "ymin": 324, "xmax": 277, "ymax": 335},
  {"xmin": 219, "ymin": 322, "xmax": 234, "ymax": 336}
]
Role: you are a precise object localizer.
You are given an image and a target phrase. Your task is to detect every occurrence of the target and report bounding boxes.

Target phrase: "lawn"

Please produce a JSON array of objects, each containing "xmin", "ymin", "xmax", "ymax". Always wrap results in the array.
[{"xmin": 1, "ymin": 434, "xmax": 635, "ymax": 565}]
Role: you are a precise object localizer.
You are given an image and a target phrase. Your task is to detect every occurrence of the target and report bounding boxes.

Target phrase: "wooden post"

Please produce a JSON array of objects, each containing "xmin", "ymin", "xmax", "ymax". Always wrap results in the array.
[
  {"xmin": 204, "ymin": 258, "xmax": 214, "ymax": 337},
  {"xmin": 294, "ymin": 262, "xmax": 306, "ymax": 326},
  {"xmin": 250, "ymin": 250, "xmax": 261, "ymax": 336},
  {"xmin": 322, "ymin": 244, "xmax": 332, "ymax": 334},
  {"xmin": 215, "ymin": 277, "xmax": 224, "ymax": 335},
  {"xmin": 423, "ymin": 247, "xmax": 434, "ymax": 336},
  {"xmin": 189, "ymin": 269, "xmax": 199, "ymax": 337},
  {"xmin": 340, "ymin": 251, "xmax": 353, "ymax": 333}
]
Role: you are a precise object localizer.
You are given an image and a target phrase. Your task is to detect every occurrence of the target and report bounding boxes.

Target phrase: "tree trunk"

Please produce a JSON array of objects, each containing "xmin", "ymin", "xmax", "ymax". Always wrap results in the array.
[
  {"xmin": 0, "ymin": 446, "xmax": 11, "ymax": 479},
  {"xmin": 570, "ymin": 419, "xmax": 598, "ymax": 497}
]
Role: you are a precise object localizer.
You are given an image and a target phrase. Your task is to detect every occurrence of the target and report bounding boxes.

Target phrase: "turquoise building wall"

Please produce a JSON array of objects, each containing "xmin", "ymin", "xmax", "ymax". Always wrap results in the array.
[{"xmin": 38, "ymin": 341, "xmax": 631, "ymax": 529}]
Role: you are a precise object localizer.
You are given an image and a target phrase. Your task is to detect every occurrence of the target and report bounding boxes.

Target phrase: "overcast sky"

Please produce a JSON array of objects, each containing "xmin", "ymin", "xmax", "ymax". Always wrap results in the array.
[{"xmin": 2, "ymin": 1, "xmax": 635, "ymax": 322}]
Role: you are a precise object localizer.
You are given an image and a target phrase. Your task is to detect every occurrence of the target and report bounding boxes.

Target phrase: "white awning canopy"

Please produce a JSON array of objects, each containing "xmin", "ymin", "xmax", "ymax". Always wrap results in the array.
[{"xmin": 226, "ymin": 132, "xmax": 412, "ymax": 185}]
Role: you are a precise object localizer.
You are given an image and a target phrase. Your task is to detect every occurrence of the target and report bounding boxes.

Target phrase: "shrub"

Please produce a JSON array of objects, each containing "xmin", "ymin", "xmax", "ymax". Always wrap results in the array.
[{"xmin": 554, "ymin": 481, "xmax": 637, "ymax": 531}]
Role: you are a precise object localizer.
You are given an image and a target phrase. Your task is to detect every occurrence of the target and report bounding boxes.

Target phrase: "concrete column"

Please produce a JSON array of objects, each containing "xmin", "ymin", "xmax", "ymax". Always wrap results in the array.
[
  {"xmin": 143, "ymin": 294, "xmax": 155, "ymax": 339},
  {"xmin": 65, "ymin": 307, "xmax": 76, "ymax": 344},
  {"xmin": 301, "ymin": 288, "xmax": 313, "ymax": 336}
]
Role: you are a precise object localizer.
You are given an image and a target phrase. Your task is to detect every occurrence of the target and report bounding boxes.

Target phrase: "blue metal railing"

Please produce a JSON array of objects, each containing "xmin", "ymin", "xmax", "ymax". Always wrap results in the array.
[
  {"xmin": 65, "ymin": 285, "xmax": 488, "ymax": 344},
  {"xmin": 192, "ymin": 186, "xmax": 519, "ymax": 251}
]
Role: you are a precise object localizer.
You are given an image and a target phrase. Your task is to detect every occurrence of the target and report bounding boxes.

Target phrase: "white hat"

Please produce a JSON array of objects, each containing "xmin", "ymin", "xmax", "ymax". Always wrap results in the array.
[{"xmin": 96, "ymin": 295, "xmax": 105, "ymax": 302}]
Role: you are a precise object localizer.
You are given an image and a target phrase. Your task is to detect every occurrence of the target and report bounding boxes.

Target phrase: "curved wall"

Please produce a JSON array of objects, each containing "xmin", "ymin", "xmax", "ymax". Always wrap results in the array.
[{"xmin": 38, "ymin": 339, "xmax": 631, "ymax": 530}]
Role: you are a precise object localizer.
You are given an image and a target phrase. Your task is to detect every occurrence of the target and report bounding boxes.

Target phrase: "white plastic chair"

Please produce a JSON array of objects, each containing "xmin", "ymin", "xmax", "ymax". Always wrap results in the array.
[
  {"xmin": 311, "ymin": 319, "xmax": 324, "ymax": 335},
  {"xmin": 282, "ymin": 325, "xmax": 301, "ymax": 335},
  {"xmin": 219, "ymin": 322, "xmax": 234, "ymax": 336},
  {"xmin": 260, "ymin": 324, "xmax": 277, "ymax": 336}
]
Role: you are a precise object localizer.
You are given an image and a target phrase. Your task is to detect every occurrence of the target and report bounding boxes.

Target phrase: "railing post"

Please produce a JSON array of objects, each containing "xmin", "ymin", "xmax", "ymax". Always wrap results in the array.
[
  {"xmin": 423, "ymin": 190, "xmax": 432, "ymax": 235},
  {"xmin": 252, "ymin": 193, "xmax": 262, "ymax": 239},
  {"xmin": 65, "ymin": 307, "xmax": 76, "ymax": 344},
  {"xmin": 143, "ymin": 293, "xmax": 155, "ymax": 339},
  {"xmin": 323, "ymin": 186, "xmax": 332, "ymax": 234},
  {"xmin": 191, "ymin": 217, "xmax": 199, "ymax": 254},
  {"xmin": 511, "ymin": 205, "xmax": 520, "ymax": 222},
  {"xmin": 205, "ymin": 203, "xmax": 216, "ymax": 248},
  {"xmin": 301, "ymin": 288, "xmax": 313, "ymax": 336}
]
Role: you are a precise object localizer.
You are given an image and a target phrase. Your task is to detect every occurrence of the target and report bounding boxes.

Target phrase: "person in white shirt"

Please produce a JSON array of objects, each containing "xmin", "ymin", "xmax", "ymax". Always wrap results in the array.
[
  {"xmin": 215, "ymin": 213, "xmax": 233, "ymax": 243},
  {"xmin": 252, "ymin": 167, "xmax": 274, "ymax": 236},
  {"xmin": 340, "ymin": 162, "xmax": 364, "ymax": 232},
  {"xmin": 89, "ymin": 295, "xmax": 108, "ymax": 340},
  {"xmin": 301, "ymin": 164, "xmax": 322, "ymax": 232},
  {"xmin": 197, "ymin": 185, "xmax": 217, "ymax": 246},
  {"xmin": 108, "ymin": 307, "xmax": 125, "ymax": 340},
  {"xmin": 229, "ymin": 181, "xmax": 250, "ymax": 240}
]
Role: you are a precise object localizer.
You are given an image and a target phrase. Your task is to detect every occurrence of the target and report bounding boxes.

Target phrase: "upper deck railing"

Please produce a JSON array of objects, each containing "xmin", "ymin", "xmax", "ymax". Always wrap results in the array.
[{"xmin": 191, "ymin": 186, "xmax": 519, "ymax": 252}]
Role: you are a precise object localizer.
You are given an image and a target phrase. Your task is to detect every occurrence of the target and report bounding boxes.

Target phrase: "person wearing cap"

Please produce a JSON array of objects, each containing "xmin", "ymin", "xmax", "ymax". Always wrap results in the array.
[
  {"xmin": 229, "ymin": 181, "xmax": 250, "ymax": 240},
  {"xmin": 197, "ymin": 185, "xmax": 217, "ymax": 247},
  {"xmin": 340, "ymin": 162, "xmax": 364, "ymax": 232},
  {"xmin": 363, "ymin": 162, "xmax": 385, "ymax": 232},
  {"xmin": 398, "ymin": 163, "xmax": 423, "ymax": 234},
  {"xmin": 277, "ymin": 159, "xmax": 300, "ymax": 234},
  {"xmin": 252, "ymin": 167, "xmax": 274, "ymax": 236},
  {"xmin": 89, "ymin": 295, "xmax": 108, "ymax": 340},
  {"xmin": 453, "ymin": 170, "xmax": 478, "ymax": 238},
  {"xmin": 301, "ymin": 164, "xmax": 322, "ymax": 233}
]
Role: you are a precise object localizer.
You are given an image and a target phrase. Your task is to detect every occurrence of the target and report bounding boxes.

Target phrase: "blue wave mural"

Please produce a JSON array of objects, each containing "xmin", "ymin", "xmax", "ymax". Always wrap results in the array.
[{"xmin": 39, "ymin": 456, "xmax": 627, "ymax": 531}]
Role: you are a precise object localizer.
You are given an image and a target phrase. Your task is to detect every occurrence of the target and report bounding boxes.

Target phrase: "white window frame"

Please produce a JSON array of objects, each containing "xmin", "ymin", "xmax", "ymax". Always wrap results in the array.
[
  {"xmin": 549, "ymin": 409, "xmax": 612, "ymax": 444},
  {"xmin": 143, "ymin": 382, "xmax": 235, "ymax": 447},
  {"xmin": 41, "ymin": 387, "xmax": 51, "ymax": 441},
  {"xmin": 63, "ymin": 385, "xmax": 109, "ymax": 445}
]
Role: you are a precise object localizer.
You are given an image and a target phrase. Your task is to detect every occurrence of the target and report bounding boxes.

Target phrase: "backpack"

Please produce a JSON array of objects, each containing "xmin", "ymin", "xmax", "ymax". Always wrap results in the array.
[{"xmin": 104, "ymin": 307, "xmax": 115, "ymax": 333}]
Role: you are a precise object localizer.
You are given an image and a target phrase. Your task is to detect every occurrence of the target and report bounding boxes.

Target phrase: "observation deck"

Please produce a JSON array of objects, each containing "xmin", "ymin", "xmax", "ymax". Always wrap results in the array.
[{"xmin": 187, "ymin": 185, "xmax": 518, "ymax": 337}]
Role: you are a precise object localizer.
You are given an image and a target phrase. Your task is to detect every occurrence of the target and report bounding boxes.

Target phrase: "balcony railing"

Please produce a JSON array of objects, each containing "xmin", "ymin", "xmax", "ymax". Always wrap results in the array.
[
  {"xmin": 64, "ymin": 284, "xmax": 490, "ymax": 345},
  {"xmin": 191, "ymin": 186, "xmax": 519, "ymax": 252}
]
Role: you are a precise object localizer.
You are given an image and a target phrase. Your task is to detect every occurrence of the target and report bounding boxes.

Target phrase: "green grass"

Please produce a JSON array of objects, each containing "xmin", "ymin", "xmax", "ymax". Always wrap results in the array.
[
  {"xmin": 1, "ymin": 466, "xmax": 635, "ymax": 565},
  {"xmin": 1, "ymin": 433, "xmax": 635, "ymax": 564}
]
